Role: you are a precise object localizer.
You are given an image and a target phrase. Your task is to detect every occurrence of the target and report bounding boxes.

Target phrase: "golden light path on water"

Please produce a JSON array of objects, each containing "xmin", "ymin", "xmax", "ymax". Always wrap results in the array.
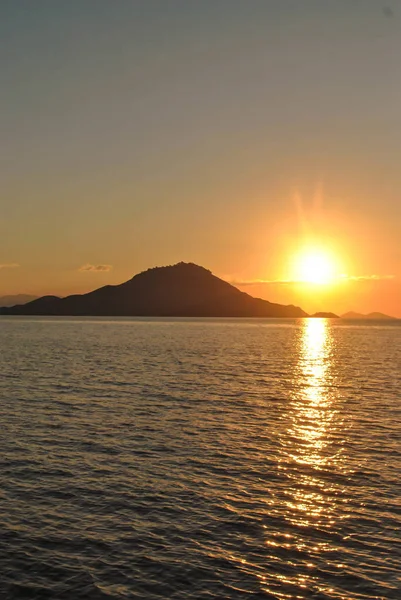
[
  {"xmin": 291, "ymin": 318, "xmax": 337, "ymax": 470},
  {"xmin": 261, "ymin": 319, "xmax": 349, "ymax": 598}
]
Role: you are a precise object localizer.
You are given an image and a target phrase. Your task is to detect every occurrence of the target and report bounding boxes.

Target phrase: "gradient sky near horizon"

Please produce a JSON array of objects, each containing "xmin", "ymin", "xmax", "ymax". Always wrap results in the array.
[{"xmin": 1, "ymin": 0, "xmax": 400, "ymax": 315}]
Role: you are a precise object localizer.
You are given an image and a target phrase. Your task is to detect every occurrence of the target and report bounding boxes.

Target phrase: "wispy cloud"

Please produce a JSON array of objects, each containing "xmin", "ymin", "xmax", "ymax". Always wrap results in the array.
[
  {"xmin": 232, "ymin": 274, "xmax": 396, "ymax": 286},
  {"xmin": 79, "ymin": 264, "xmax": 112, "ymax": 272},
  {"xmin": 232, "ymin": 279, "xmax": 295, "ymax": 286},
  {"xmin": 343, "ymin": 274, "xmax": 395, "ymax": 282},
  {"xmin": 0, "ymin": 263, "xmax": 19, "ymax": 270}
]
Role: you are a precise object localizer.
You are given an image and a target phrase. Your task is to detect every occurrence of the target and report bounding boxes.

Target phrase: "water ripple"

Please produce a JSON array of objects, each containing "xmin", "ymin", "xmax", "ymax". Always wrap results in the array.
[{"xmin": 0, "ymin": 317, "xmax": 400, "ymax": 599}]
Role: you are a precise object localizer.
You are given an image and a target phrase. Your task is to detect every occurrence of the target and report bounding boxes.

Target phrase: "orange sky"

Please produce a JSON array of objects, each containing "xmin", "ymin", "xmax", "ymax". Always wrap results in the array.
[
  {"xmin": 1, "ymin": 2, "xmax": 400, "ymax": 317},
  {"xmin": 2, "ymin": 183, "xmax": 399, "ymax": 316},
  {"xmin": 236, "ymin": 279, "xmax": 400, "ymax": 318}
]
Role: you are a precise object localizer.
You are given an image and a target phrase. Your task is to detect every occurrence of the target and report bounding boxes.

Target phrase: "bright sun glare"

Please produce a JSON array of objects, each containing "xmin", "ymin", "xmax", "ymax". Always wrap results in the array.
[{"xmin": 294, "ymin": 250, "xmax": 336, "ymax": 285}]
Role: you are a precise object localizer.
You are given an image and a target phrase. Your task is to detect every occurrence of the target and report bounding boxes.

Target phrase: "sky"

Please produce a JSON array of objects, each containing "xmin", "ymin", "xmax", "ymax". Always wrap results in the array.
[{"xmin": 1, "ymin": 0, "xmax": 400, "ymax": 316}]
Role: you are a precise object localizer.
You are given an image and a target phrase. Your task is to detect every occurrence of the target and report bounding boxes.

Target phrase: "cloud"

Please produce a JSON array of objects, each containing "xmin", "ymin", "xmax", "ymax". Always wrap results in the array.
[
  {"xmin": 0, "ymin": 263, "xmax": 19, "ymax": 270},
  {"xmin": 232, "ymin": 279, "xmax": 295, "ymax": 286},
  {"xmin": 232, "ymin": 274, "xmax": 396, "ymax": 286},
  {"xmin": 79, "ymin": 264, "xmax": 112, "ymax": 272},
  {"xmin": 344, "ymin": 274, "xmax": 395, "ymax": 281}
]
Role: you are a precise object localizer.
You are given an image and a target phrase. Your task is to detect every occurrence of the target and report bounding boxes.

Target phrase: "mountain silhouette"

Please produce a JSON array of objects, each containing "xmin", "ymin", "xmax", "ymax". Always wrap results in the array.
[
  {"xmin": 0, "ymin": 294, "xmax": 38, "ymax": 307},
  {"xmin": 1, "ymin": 262, "xmax": 307, "ymax": 317},
  {"xmin": 341, "ymin": 311, "xmax": 396, "ymax": 320}
]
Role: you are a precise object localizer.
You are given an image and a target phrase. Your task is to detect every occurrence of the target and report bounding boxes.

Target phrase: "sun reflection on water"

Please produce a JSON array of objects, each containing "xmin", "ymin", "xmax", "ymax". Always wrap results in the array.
[
  {"xmin": 261, "ymin": 319, "xmax": 348, "ymax": 597},
  {"xmin": 284, "ymin": 318, "xmax": 342, "ymax": 528},
  {"xmin": 290, "ymin": 318, "xmax": 336, "ymax": 468}
]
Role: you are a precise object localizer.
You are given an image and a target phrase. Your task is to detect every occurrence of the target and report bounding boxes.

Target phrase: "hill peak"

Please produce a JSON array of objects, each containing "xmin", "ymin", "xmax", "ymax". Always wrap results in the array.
[
  {"xmin": 132, "ymin": 262, "xmax": 211, "ymax": 277},
  {"xmin": 1, "ymin": 262, "xmax": 308, "ymax": 317}
]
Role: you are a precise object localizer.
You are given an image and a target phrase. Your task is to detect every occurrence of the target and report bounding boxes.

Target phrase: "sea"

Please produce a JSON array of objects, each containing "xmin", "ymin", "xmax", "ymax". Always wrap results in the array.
[{"xmin": 0, "ymin": 317, "xmax": 400, "ymax": 599}]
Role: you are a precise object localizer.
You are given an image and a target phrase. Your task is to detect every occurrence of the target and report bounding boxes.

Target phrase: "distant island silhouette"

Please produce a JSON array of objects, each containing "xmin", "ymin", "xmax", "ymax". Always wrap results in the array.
[
  {"xmin": 0, "ymin": 294, "xmax": 38, "ymax": 307},
  {"xmin": 341, "ymin": 311, "xmax": 396, "ymax": 320},
  {"xmin": 310, "ymin": 312, "xmax": 339, "ymax": 318},
  {"xmin": 1, "ymin": 262, "xmax": 316, "ymax": 318}
]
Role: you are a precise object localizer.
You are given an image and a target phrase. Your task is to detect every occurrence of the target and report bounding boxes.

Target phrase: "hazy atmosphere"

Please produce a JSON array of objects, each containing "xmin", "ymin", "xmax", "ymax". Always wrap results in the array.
[
  {"xmin": 2, "ymin": 4, "xmax": 401, "ymax": 600},
  {"xmin": 1, "ymin": 0, "xmax": 400, "ymax": 315}
]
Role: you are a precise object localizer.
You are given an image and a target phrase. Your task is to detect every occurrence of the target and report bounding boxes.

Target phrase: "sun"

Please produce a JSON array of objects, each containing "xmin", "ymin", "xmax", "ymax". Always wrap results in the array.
[{"xmin": 293, "ymin": 249, "xmax": 337, "ymax": 285}]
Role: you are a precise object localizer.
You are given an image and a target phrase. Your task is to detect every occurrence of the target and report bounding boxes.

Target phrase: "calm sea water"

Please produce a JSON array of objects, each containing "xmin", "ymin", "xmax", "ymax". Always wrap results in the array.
[{"xmin": 1, "ymin": 317, "xmax": 400, "ymax": 599}]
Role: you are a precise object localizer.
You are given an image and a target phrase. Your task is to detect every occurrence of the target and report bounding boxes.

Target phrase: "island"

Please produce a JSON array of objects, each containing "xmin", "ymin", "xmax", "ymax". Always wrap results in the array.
[
  {"xmin": 0, "ymin": 294, "xmax": 38, "ymax": 307},
  {"xmin": 1, "ymin": 262, "xmax": 309, "ymax": 318},
  {"xmin": 310, "ymin": 312, "xmax": 339, "ymax": 318},
  {"xmin": 341, "ymin": 311, "xmax": 396, "ymax": 320}
]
